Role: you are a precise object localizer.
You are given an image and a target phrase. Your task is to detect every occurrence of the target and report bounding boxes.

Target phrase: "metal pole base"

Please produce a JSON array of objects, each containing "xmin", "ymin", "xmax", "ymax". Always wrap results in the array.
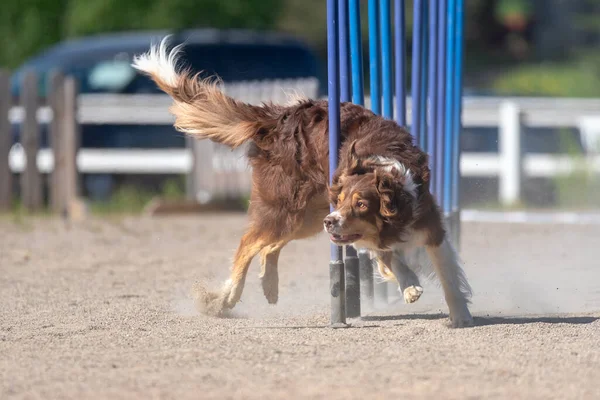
[
  {"xmin": 374, "ymin": 280, "xmax": 388, "ymax": 308},
  {"xmin": 358, "ymin": 249, "xmax": 374, "ymax": 312},
  {"xmin": 344, "ymin": 246, "xmax": 361, "ymax": 318},
  {"xmin": 444, "ymin": 209, "xmax": 461, "ymax": 250},
  {"xmin": 387, "ymin": 281, "xmax": 399, "ymax": 301},
  {"xmin": 329, "ymin": 258, "xmax": 347, "ymax": 326},
  {"xmin": 331, "ymin": 322, "xmax": 351, "ymax": 329}
]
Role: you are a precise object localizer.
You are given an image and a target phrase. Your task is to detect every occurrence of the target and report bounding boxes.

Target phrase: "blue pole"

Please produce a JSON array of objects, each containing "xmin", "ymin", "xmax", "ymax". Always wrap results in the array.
[
  {"xmin": 349, "ymin": 0, "xmax": 364, "ymax": 106},
  {"xmin": 427, "ymin": 0, "xmax": 437, "ymax": 193},
  {"xmin": 328, "ymin": 0, "xmax": 341, "ymax": 258},
  {"xmin": 443, "ymin": 0, "xmax": 455, "ymax": 213},
  {"xmin": 339, "ymin": 0, "xmax": 351, "ymax": 103},
  {"xmin": 453, "ymin": 0, "xmax": 464, "ymax": 213},
  {"xmin": 394, "ymin": 0, "xmax": 406, "ymax": 126},
  {"xmin": 339, "ymin": 0, "xmax": 360, "ymax": 319},
  {"xmin": 368, "ymin": 0, "xmax": 381, "ymax": 115},
  {"xmin": 350, "ymin": 0, "xmax": 374, "ymax": 314},
  {"xmin": 435, "ymin": 0, "xmax": 446, "ymax": 202},
  {"xmin": 327, "ymin": 0, "xmax": 346, "ymax": 326},
  {"xmin": 410, "ymin": 0, "xmax": 423, "ymax": 142},
  {"xmin": 419, "ymin": 0, "xmax": 428, "ymax": 150},
  {"xmin": 380, "ymin": 0, "xmax": 393, "ymax": 120}
]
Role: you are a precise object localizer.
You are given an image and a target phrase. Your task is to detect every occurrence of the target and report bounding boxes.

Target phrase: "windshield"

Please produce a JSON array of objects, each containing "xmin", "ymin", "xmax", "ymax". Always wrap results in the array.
[{"xmin": 10, "ymin": 41, "xmax": 323, "ymax": 98}]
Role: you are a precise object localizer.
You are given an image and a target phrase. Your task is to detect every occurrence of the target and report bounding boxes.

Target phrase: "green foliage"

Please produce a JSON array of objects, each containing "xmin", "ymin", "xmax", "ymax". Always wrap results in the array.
[
  {"xmin": 552, "ymin": 130, "xmax": 600, "ymax": 209},
  {"xmin": 0, "ymin": 0, "xmax": 283, "ymax": 69},
  {"xmin": 90, "ymin": 177, "xmax": 185, "ymax": 214},
  {"xmin": 491, "ymin": 53, "xmax": 600, "ymax": 97},
  {"xmin": 495, "ymin": 0, "xmax": 533, "ymax": 18}
]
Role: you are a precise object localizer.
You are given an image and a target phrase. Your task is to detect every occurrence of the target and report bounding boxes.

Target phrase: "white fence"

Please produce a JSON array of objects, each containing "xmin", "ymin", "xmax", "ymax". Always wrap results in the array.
[{"xmin": 7, "ymin": 80, "xmax": 600, "ymax": 206}]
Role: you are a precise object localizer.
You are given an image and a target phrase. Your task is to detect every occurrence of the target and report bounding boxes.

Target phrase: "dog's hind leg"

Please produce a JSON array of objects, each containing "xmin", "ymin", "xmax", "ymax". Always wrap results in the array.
[
  {"xmin": 224, "ymin": 229, "xmax": 270, "ymax": 308},
  {"xmin": 258, "ymin": 241, "xmax": 288, "ymax": 305},
  {"xmin": 391, "ymin": 250, "xmax": 423, "ymax": 304},
  {"xmin": 194, "ymin": 228, "xmax": 268, "ymax": 316}
]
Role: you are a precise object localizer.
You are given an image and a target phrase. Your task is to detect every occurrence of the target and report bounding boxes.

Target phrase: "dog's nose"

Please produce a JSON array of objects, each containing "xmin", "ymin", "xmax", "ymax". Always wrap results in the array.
[{"xmin": 323, "ymin": 215, "xmax": 337, "ymax": 229}]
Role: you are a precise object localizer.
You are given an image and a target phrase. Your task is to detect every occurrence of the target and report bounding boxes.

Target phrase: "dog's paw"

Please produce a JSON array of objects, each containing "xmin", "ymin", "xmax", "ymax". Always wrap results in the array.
[
  {"xmin": 261, "ymin": 273, "xmax": 278, "ymax": 305},
  {"xmin": 225, "ymin": 279, "xmax": 243, "ymax": 308},
  {"xmin": 450, "ymin": 316, "xmax": 474, "ymax": 328},
  {"xmin": 191, "ymin": 282, "xmax": 228, "ymax": 317},
  {"xmin": 449, "ymin": 306, "xmax": 474, "ymax": 328},
  {"xmin": 402, "ymin": 285, "xmax": 423, "ymax": 304}
]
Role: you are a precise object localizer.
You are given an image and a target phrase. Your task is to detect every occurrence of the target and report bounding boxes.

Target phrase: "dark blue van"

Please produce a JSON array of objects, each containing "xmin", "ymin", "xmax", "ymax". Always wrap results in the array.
[{"xmin": 10, "ymin": 29, "xmax": 325, "ymax": 198}]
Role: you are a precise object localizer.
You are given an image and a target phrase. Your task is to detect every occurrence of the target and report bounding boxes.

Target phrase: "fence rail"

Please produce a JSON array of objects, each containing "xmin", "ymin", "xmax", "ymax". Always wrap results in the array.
[
  {"xmin": 8, "ymin": 146, "xmax": 600, "ymax": 177},
  {"xmin": 8, "ymin": 94, "xmax": 600, "ymax": 128},
  {"xmin": 2, "ymin": 68, "xmax": 600, "ymax": 212}
]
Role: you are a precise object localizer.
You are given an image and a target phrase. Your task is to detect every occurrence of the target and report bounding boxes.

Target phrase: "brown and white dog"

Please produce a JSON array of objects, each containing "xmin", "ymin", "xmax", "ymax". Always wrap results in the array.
[{"xmin": 132, "ymin": 38, "xmax": 474, "ymax": 327}]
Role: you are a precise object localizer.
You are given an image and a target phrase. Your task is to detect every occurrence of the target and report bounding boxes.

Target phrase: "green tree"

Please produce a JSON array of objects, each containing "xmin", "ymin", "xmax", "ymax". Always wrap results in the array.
[{"xmin": 0, "ymin": 0, "xmax": 283, "ymax": 69}]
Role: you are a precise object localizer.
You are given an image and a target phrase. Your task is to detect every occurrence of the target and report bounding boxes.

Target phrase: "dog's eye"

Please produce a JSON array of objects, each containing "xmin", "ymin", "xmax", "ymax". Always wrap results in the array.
[{"xmin": 356, "ymin": 201, "xmax": 367, "ymax": 209}]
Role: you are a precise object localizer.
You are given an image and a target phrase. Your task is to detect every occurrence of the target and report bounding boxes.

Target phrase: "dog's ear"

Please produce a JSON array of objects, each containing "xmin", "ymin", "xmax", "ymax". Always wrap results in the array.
[
  {"xmin": 375, "ymin": 169, "xmax": 399, "ymax": 219},
  {"xmin": 345, "ymin": 140, "xmax": 373, "ymax": 176},
  {"xmin": 375, "ymin": 166, "xmax": 417, "ymax": 221},
  {"xmin": 347, "ymin": 140, "xmax": 361, "ymax": 172},
  {"xmin": 329, "ymin": 165, "xmax": 350, "ymax": 206}
]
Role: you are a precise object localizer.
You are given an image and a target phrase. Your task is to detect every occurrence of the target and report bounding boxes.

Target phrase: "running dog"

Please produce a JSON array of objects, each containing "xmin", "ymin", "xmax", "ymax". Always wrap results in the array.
[{"xmin": 132, "ymin": 37, "xmax": 473, "ymax": 327}]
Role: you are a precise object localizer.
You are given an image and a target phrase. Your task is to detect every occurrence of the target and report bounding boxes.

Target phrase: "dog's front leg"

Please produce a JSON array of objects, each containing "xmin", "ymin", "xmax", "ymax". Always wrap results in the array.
[
  {"xmin": 374, "ymin": 250, "xmax": 423, "ymax": 304},
  {"xmin": 391, "ymin": 250, "xmax": 424, "ymax": 304},
  {"xmin": 425, "ymin": 236, "xmax": 474, "ymax": 328}
]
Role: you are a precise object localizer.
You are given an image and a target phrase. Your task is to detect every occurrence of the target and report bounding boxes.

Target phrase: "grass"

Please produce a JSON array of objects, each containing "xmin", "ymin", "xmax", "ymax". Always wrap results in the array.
[
  {"xmin": 88, "ymin": 177, "xmax": 186, "ymax": 215},
  {"xmin": 492, "ymin": 52, "xmax": 600, "ymax": 97},
  {"xmin": 550, "ymin": 130, "xmax": 600, "ymax": 209}
]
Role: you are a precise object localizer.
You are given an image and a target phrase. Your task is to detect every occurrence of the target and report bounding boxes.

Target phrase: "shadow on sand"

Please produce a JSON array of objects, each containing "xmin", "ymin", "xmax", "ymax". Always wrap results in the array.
[{"xmin": 360, "ymin": 313, "xmax": 599, "ymax": 326}]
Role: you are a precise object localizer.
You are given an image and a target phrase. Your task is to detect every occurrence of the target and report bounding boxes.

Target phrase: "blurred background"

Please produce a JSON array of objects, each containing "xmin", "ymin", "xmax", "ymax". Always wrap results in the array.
[{"xmin": 1, "ymin": 0, "xmax": 600, "ymax": 215}]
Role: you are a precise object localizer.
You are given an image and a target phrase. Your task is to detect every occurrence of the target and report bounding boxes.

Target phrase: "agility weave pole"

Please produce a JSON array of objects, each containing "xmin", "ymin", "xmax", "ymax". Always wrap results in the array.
[{"xmin": 327, "ymin": 0, "xmax": 465, "ymax": 326}]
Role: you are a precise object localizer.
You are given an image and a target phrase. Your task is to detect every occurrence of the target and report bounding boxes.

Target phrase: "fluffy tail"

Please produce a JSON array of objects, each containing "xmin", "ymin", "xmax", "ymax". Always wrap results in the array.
[{"xmin": 132, "ymin": 36, "xmax": 277, "ymax": 148}]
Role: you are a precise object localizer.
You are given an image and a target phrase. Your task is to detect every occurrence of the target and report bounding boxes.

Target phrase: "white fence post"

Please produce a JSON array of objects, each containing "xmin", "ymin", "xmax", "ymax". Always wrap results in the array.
[
  {"xmin": 188, "ymin": 139, "xmax": 215, "ymax": 204},
  {"xmin": 7, "ymin": 88, "xmax": 600, "ymax": 207},
  {"xmin": 499, "ymin": 101, "xmax": 524, "ymax": 206}
]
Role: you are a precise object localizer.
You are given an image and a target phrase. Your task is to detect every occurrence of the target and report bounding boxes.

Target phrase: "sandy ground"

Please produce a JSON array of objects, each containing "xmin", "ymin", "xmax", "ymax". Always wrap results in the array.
[{"xmin": 1, "ymin": 213, "xmax": 599, "ymax": 399}]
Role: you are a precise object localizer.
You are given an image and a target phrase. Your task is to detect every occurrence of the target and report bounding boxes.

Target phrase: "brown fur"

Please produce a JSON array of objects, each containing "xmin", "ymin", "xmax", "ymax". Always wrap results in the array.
[{"xmin": 134, "ymin": 41, "xmax": 472, "ymax": 326}]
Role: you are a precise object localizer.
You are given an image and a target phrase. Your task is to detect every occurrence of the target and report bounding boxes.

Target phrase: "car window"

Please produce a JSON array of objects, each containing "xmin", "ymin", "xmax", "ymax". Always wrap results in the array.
[
  {"xmin": 87, "ymin": 60, "xmax": 136, "ymax": 92},
  {"xmin": 11, "ymin": 41, "xmax": 323, "ymax": 97},
  {"xmin": 183, "ymin": 44, "xmax": 318, "ymax": 83}
]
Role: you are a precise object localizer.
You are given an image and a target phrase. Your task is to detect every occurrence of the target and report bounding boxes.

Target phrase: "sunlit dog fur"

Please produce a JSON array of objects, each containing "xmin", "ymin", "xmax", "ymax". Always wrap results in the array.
[{"xmin": 133, "ymin": 37, "xmax": 474, "ymax": 328}]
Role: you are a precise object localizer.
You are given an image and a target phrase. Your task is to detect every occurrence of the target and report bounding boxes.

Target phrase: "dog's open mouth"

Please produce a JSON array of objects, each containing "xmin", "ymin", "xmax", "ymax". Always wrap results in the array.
[{"xmin": 329, "ymin": 233, "xmax": 362, "ymax": 244}]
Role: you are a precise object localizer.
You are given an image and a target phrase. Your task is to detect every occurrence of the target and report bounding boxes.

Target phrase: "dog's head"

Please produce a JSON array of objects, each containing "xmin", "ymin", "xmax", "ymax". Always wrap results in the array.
[{"xmin": 324, "ymin": 142, "xmax": 419, "ymax": 250}]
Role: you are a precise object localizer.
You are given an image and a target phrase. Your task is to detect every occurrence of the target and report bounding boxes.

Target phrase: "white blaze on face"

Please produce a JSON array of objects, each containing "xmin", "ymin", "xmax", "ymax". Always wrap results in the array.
[
  {"xmin": 327, "ymin": 211, "xmax": 344, "ymax": 225},
  {"xmin": 368, "ymin": 155, "xmax": 418, "ymax": 199}
]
